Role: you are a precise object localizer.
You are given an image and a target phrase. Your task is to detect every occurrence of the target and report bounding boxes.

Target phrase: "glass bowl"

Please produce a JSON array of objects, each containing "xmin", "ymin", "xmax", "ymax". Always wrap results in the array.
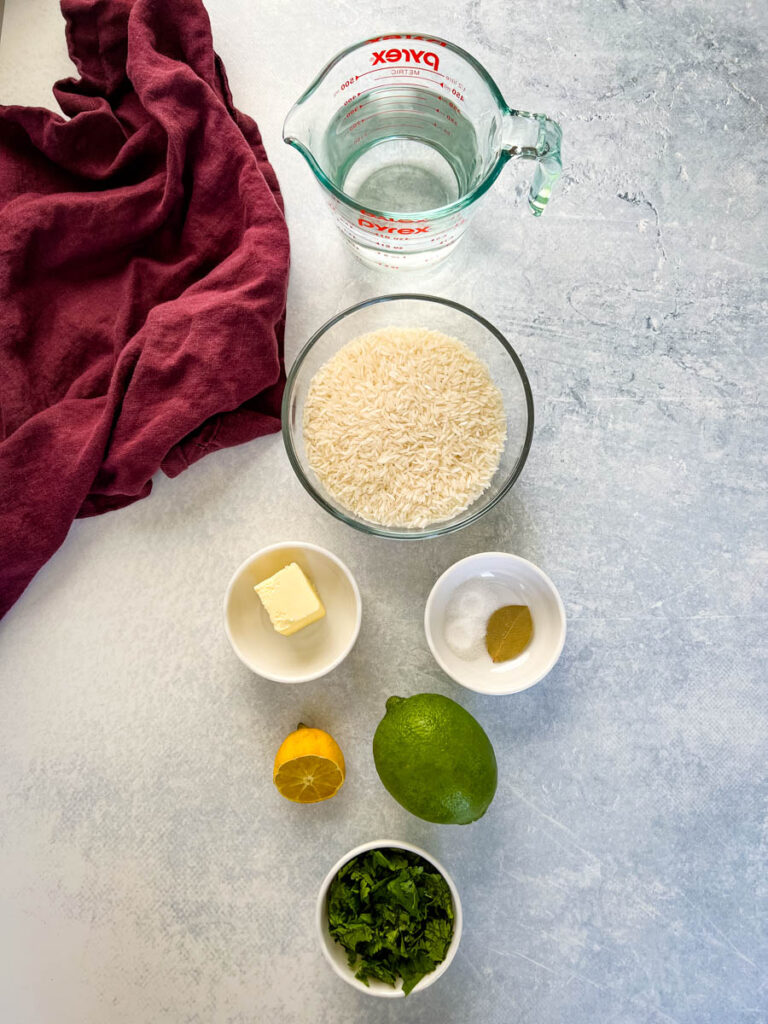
[{"xmin": 282, "ymin": 294, "xmax": 533, "ymax": 539}]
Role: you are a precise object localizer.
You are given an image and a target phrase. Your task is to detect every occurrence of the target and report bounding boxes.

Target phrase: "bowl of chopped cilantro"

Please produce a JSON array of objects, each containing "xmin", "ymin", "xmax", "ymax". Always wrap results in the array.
[{"xmin": 316, "ymin": 840, "xmax": 462, "ymax": 997}]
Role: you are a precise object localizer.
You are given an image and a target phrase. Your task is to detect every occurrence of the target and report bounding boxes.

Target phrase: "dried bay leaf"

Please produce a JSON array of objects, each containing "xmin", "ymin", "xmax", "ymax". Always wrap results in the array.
[{"xmin": 485, "ymin": 605, "xmax": 533, "ymax": 663}]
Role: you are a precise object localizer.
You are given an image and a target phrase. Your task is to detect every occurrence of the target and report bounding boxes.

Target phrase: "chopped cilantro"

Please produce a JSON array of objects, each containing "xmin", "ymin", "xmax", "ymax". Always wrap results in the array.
[{"xmin": 326, "ymin": 847, "xmax": 454, "ymax": 995}]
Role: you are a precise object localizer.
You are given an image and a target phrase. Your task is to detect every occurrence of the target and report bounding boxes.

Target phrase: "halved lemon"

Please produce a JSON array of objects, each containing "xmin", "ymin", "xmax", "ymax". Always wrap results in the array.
[{"xmin": 273, "ymin": 725, "xmax": 345, "ymax": 804}]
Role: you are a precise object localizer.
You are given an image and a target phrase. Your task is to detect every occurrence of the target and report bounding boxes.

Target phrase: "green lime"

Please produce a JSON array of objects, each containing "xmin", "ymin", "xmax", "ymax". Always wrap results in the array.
[{"xmin": 372, "ymin": 693, "xmax": 497, "ymax": 825}]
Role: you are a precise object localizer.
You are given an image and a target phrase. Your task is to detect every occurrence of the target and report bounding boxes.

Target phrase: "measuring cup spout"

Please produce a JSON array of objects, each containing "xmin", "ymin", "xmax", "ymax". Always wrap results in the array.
[
  {"xmin": 502, "ymin": 110, "xmax": 563, "ymax": 216},
  {"xmin": 283, "ymin": 101, "xmax": 313, "ymax": 151}
]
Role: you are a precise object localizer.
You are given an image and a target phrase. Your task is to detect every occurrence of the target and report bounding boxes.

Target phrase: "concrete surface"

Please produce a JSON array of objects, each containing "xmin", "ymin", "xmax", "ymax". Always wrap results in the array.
[{"xmin": 0, "ymin": 1, "xmax": 766, "ymax": 1022}]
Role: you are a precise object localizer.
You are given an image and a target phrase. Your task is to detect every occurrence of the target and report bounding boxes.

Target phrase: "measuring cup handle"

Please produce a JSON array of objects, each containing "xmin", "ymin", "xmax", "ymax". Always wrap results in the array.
[{"xmin": 504, "ymin": 111, "xmax": 563, "ymax": 216}]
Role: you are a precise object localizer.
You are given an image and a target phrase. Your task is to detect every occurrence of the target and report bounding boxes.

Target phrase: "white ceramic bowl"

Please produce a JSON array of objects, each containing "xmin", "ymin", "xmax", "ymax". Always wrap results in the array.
[
  {"xmin": 316, "ymin": 839, "xmax": 463, "ymax": 998},
  {"xmin": 424, "ymin": 552, "xmax": 566, "ymax": 695},
  {"xmin": 224, "ymin": 542, "xmax": 361, "ymax": 683}
]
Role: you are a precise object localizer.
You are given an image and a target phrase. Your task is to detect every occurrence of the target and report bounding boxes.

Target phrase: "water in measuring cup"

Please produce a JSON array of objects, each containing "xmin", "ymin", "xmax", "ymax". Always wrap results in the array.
[{"xmin": 323, "ymin": 85, "xmax": 482, "ymax": 213}]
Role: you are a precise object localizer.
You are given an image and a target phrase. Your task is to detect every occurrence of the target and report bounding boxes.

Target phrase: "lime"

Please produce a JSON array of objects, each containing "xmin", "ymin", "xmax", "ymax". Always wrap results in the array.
[{"xmin": 372, "ymin": 693, "xmax": 497, "ymax": 825}]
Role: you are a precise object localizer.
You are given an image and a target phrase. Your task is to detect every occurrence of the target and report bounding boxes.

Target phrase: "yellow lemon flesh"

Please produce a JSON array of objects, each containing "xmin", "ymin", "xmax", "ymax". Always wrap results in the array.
[{"xmin": 273, "ymin": 725, "xmax": 345, "ymax": 804}]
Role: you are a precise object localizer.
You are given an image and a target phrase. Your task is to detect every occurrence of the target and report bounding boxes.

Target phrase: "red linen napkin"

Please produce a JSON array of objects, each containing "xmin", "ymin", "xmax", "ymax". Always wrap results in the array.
[{"xmin": 0, "ymin": 0, "xmax": 290, "ymax": 618}]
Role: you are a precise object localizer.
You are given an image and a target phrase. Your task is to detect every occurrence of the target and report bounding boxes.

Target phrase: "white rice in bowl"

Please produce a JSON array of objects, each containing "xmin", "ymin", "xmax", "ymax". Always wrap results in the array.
[{"xmin": 302, "ymin": 327, "xmax": 507, "ymax": 529}]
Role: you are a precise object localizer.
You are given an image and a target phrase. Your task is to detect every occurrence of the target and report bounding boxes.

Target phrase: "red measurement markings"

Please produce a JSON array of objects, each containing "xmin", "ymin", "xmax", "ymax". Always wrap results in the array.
[
  {"xmin": 349, "ymin": 116, "xmax": 448, "ymax": 131},
  {"xmin": 350, "ymin": 83, "xmax": 441, "ymax": 99},
  {"xmin": 349, "ymin": 83, "xmax": 448, "ymax": 105},
  {"xmin": 344, "ymin": 100, "xmax": 456, "ymax": 120},
  {"xmin": 354, "ymin": 67, "xmax": 445, "ymax": 80},
  {"xmin": 341, "ymin": 94, "xmax": 461, "ymax": 137},
  {"xmin": 344, "ymin": 113, "xmax": 449, "ymax": 131},
  {"xmin": 363, "ymin": 73, "xmax": 467, "ymax": 103}
]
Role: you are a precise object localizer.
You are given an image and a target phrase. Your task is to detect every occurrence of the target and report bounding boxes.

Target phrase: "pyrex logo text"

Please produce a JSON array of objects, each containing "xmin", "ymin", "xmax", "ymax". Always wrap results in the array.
[
  {"xmin": 371, "ymin": 48, "xmax": 440, "ymax": 71},
  {"xmin": 358, "ymin": 217, "xmax": 429, "ymax": 235}
]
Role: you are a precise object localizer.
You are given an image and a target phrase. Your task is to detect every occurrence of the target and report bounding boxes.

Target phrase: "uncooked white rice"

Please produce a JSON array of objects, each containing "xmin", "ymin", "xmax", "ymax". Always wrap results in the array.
[{"xmin": 302, "ymin": 327, "xmax": 507, "ymax": 529}]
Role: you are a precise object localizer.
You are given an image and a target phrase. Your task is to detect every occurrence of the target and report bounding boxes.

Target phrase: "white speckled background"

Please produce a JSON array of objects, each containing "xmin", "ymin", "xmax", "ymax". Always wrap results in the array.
[{"xmin": 1, "ymin": 1, "xmax": 766, "ymax": 1022}]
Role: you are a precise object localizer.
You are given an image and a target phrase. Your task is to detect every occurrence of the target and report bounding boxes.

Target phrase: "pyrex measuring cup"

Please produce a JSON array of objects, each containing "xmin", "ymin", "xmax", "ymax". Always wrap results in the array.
[{"xmin": 283, "ymin": 33, "xmax": 562, "ymax": 269}]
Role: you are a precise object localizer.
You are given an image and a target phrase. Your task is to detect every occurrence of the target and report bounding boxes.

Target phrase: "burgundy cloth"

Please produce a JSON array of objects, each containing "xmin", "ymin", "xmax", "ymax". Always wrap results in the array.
[{"xmin": 0, "ymin": 0, "xmax": 290, "ymax": 618}]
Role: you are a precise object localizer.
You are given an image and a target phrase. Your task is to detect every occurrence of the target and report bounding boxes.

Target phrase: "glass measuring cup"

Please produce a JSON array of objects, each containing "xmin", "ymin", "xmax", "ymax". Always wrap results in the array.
[{"xmin": 283, "ymin": 33, "xmax": 562, "ymax": 269}]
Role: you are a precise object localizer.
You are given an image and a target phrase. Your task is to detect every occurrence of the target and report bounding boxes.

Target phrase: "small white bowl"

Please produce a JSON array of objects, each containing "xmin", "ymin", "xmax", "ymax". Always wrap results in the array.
[
  {"xmin": 224, "ymin": 542, "xmax": 361, "ymax": 683},
  {"xmin": 316, "ymin": 839, "xmax": 463, "ymax": 998},
  {"xmin": 424, "ymin": 552, "xmax": 566, "ymax": 695}
]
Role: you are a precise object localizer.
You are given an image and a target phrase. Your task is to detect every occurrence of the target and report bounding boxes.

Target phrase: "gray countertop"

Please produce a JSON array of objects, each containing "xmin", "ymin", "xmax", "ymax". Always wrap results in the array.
[{"xmin": 0, "ymin": 1, "xmax": 766, "ymax": 1022}]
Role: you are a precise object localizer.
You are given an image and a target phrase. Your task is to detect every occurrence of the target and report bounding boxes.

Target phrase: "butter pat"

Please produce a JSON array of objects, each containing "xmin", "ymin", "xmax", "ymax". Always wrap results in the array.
[{"xmin": 254, "ymin": 562, "xmax": 325, "ymax": 636}]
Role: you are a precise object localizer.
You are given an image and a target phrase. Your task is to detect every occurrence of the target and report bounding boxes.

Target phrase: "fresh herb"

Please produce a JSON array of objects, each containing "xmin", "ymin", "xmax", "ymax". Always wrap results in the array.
[{"xmin": 326, "ymin": 847, "xmax": 454, "ymax": 995}]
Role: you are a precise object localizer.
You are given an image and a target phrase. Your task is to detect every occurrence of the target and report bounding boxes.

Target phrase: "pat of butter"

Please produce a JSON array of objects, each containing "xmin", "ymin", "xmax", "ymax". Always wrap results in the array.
[{"xmin": 254, "ymin": 562, "xmax": 325, "ymax": 637}]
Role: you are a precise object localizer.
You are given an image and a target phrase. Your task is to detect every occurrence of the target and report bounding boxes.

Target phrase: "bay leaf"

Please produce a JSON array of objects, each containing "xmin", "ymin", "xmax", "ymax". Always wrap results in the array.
[{"xmin": 485, "ymin": 605, "xmax": 533, "ymax": 663}]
